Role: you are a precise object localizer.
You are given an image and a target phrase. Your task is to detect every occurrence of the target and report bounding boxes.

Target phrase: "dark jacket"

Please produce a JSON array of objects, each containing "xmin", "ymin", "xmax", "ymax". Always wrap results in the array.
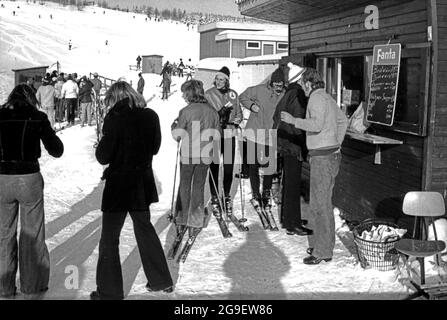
[
  {"xmin": 96, "ymin": 98, "xmax": 161, "ymax": 212},
  {"xmin": 272, "ymin": 82, "xmax": 308, "ymax": 160},
  {"xmin": 0, "ymin": 100, "xmax": 64, "ymax": 174}
]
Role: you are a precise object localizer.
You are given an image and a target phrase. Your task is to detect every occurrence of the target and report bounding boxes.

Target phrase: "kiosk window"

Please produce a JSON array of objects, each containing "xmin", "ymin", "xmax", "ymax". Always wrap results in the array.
[{"xmin": 316, "ymin": 48, "xmax": 428, "ymax": 136}]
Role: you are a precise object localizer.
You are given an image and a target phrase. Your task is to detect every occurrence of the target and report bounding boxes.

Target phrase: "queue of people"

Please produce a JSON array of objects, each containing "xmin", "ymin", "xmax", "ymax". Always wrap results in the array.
[{"xmin": 27, "ymin": 70, "xmax": 104, "ymax": 130}]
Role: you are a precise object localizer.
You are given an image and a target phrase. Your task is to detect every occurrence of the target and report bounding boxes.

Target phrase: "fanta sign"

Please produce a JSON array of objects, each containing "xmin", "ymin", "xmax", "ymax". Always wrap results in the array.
[{"xmin": 373, "ymin": 44, "xmax": 401, "ymax": 65}]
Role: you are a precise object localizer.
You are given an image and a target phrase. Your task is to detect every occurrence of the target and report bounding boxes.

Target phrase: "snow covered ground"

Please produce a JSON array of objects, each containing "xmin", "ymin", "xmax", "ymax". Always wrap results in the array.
[{"xmin": 0, "ymin": 0, "xmax": 425, "ymax": 300}]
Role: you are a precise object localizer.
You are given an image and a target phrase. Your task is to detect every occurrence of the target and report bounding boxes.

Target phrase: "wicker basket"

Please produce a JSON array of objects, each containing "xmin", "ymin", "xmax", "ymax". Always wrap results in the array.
[{"xmin": 353, "ymin": 219, "xmax": 401, "ymax": 271}]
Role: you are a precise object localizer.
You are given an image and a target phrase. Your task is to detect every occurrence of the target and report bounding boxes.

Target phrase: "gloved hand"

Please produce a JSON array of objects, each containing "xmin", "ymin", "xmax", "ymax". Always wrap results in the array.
[{"xmin": 218, "ymin": 106, "xmax": 233, "ymax": 129}]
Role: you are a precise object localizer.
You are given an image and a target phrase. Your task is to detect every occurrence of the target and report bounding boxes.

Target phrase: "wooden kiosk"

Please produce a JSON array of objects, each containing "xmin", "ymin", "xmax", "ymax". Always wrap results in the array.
[
  {"xmin": 237, "ymin": 0, "xmax": 447, "ymax": 224},
  {"xmin": 142, "ymin": 55, "xmax": 163, "ymax": 74}
]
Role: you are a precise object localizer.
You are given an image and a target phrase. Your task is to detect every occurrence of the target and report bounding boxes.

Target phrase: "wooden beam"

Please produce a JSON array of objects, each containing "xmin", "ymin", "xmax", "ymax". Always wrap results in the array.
[{"xmin": 423, "ymin": 0, "xmax": 438, "ymax": 191}]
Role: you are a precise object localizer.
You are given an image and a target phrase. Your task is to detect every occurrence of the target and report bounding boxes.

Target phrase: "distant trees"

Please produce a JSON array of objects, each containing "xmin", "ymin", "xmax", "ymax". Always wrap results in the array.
[
  {"xmin": 39, "ymin": 0, "xmax": 264, "ymax": 26},
  {"xmin": 146, "ymin": 6, "xmax": 153, "ymax": 17}
]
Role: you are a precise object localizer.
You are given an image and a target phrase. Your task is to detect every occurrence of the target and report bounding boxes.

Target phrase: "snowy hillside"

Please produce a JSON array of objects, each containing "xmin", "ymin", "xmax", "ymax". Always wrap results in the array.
[
  {"xmin": 0, "ymin": 0, "xmax": 424, "ymax": 301},
  {"xmin": 0, "ymin": 0, "xmax": 199, "ymax": 103}
]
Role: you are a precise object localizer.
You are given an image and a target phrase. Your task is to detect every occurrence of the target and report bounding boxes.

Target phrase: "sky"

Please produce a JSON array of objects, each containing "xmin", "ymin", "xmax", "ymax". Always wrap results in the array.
[{"xmin": 102, "ymin": 0, "xmax": 242, "ymax": 16}]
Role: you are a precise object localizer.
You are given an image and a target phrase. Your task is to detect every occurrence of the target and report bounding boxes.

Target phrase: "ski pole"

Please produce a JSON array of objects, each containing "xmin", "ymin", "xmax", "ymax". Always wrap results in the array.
[
  {"xmin": 236, "ymin": 126, "xmax": 247, "ymax": 224},
  {"xmin": 168, "ymin": 141, "xmax": 181, "ymax": 222},
  {"xmin": 209, "ymin": 166, "xmax": 226, "ymax": 220}
]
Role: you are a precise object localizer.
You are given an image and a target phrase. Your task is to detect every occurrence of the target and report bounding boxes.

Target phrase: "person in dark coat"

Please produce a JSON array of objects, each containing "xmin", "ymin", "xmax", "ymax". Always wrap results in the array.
[
  {"xmin": 91, "ymin": 81, "xmax": 173, "ymax": 300},
  {"xmin": 272, "ymin": 62, "xmax": 313, "ymax": 236},
  {"xmin": 0, "ymin": 84, "xmax": 64, "ymax": 298},
  {"xmin": 136, "ymin": 55, "xmax": 142, "ymax": 70}
]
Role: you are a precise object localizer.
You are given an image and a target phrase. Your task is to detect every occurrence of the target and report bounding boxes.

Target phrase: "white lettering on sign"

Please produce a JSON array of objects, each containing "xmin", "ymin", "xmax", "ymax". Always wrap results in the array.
[
  {"xmin": 376, "ymin": 48, "xmax": 396, "ymax": 63},
  {"xmin": 65, "ymin": 265, "xmax": 79, "ymax": 290},
  {"xmin": 364, "ymin": 5, "xmax": 379, "ymax": 30}
]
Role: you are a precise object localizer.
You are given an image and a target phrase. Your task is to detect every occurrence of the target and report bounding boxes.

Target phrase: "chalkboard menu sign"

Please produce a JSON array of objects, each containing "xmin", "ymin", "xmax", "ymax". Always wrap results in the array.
[{"xmin": 366, "ymin": 44, "xmax": 401, "ymax": 126}]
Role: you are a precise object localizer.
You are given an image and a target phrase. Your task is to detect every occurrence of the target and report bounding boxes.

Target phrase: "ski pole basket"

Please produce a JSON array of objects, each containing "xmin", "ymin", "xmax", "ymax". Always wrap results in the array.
[{"xmin": 353, "ymin": 219, "xmax": 401, "ymax": 271}]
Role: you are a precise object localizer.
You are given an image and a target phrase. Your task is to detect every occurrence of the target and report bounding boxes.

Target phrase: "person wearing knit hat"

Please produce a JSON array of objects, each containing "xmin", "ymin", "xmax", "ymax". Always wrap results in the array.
[
  {"xmin": 270, "ymin": 67, "xmax": 285, "ymax": 96},
  {"xmin": 204, "ymin": 66, "xmax": 243, "ymax": 225},
  {"xmin": 270, "ymin": 67, "xmax": 285, "ymax": 83},
  {"xmin": 239, "ymin": 67, "xmax": 285, "ymax": 230}
]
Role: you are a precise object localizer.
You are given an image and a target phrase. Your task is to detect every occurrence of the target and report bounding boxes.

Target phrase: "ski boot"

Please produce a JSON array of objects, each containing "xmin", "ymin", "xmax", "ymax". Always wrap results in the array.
[
  {"xmin": 167, "ymin": 224, "xmax": 187, "ymax": 260},
  {"xmin": 262, "ymin": 190, "xmax": 279, "ymax": 231},
  {"xmin": 224, "ymin": 196, "xmax": 249, "ymax": 232},
  {"xmin": 177, "ymin": 227, "xmax": 202, "ymax": 263},
  {"xmin": 211, "ymin": 196, "xmax": 232, "ymax": 238},
  {"xmin": 250, "ymin": 195, "xmax": 270, "ymax": 230}
]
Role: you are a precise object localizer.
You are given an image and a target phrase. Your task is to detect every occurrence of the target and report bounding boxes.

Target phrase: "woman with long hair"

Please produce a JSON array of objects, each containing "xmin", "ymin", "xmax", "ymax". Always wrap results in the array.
[
  {"xmin": 0, "ymin": 84, "xmax": 64, "ymax": 298},
  {"xmin": 91, "ymin": 81, "xmax": 173, "ymax": 299}
]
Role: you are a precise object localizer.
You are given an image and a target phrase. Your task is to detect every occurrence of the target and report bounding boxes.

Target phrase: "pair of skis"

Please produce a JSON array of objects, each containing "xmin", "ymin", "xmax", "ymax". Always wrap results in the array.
[
  {"xmin": 167, "ymin": 207, "xmax": 213, "ymax": 263},
  {"xmin": 209, "ymin": 171, "xmax": 249, "ymax": 235},
  {"xmin": 210, "ymin": 196, "xmax": 250, "ymax": 234},
  {"xmin": 167, "ymin": 225, "xmax": 202, "ymax": 264},
  {"xmin": 250, "ymin": 197, "xmax": 279, "ymax": 231}
]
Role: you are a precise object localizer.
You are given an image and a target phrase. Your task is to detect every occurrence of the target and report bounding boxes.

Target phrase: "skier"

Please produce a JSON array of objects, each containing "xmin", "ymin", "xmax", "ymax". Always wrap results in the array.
[
  {"xmin": 68, "ymin": 40, "xmax": 72, "ymax": 50},
  {"xmin": 0, "ymin": 84, "xmax": 63, "ymax": 299},
  {"xmin": 169, "ymin": 80, "xmax": 222, "ymax": 263},
  {"xmin": 136, "ymin": 55, "xmax": 142, "ymax": 70},
  {"xmin": 272, "ymin": 62, "xmax": 313, "ymax": 236},
  {"xmin": 137, "ymin": 72, "xmax": 145, "ymax": 96},
  {"xmin": 185, "ymin": 59, "xmax": 194, "ymax": 81},
  {"xmin": 239, "ymin": 68, "xmax": 285, "ymax": 231},
  {"xmin": 91, "ymin": 81, "xmax": 173, "ymax": 299},
  {"xmin": 178, "ymin": 58, "xmax": 185, "ymax": 77},
  {"xmin": 204, "ymin": 66, "xmax": 246, "ymax": 232},
  {"xmin": 160, "ymin": 62, "xmax": 171, "ymax": 100}
]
